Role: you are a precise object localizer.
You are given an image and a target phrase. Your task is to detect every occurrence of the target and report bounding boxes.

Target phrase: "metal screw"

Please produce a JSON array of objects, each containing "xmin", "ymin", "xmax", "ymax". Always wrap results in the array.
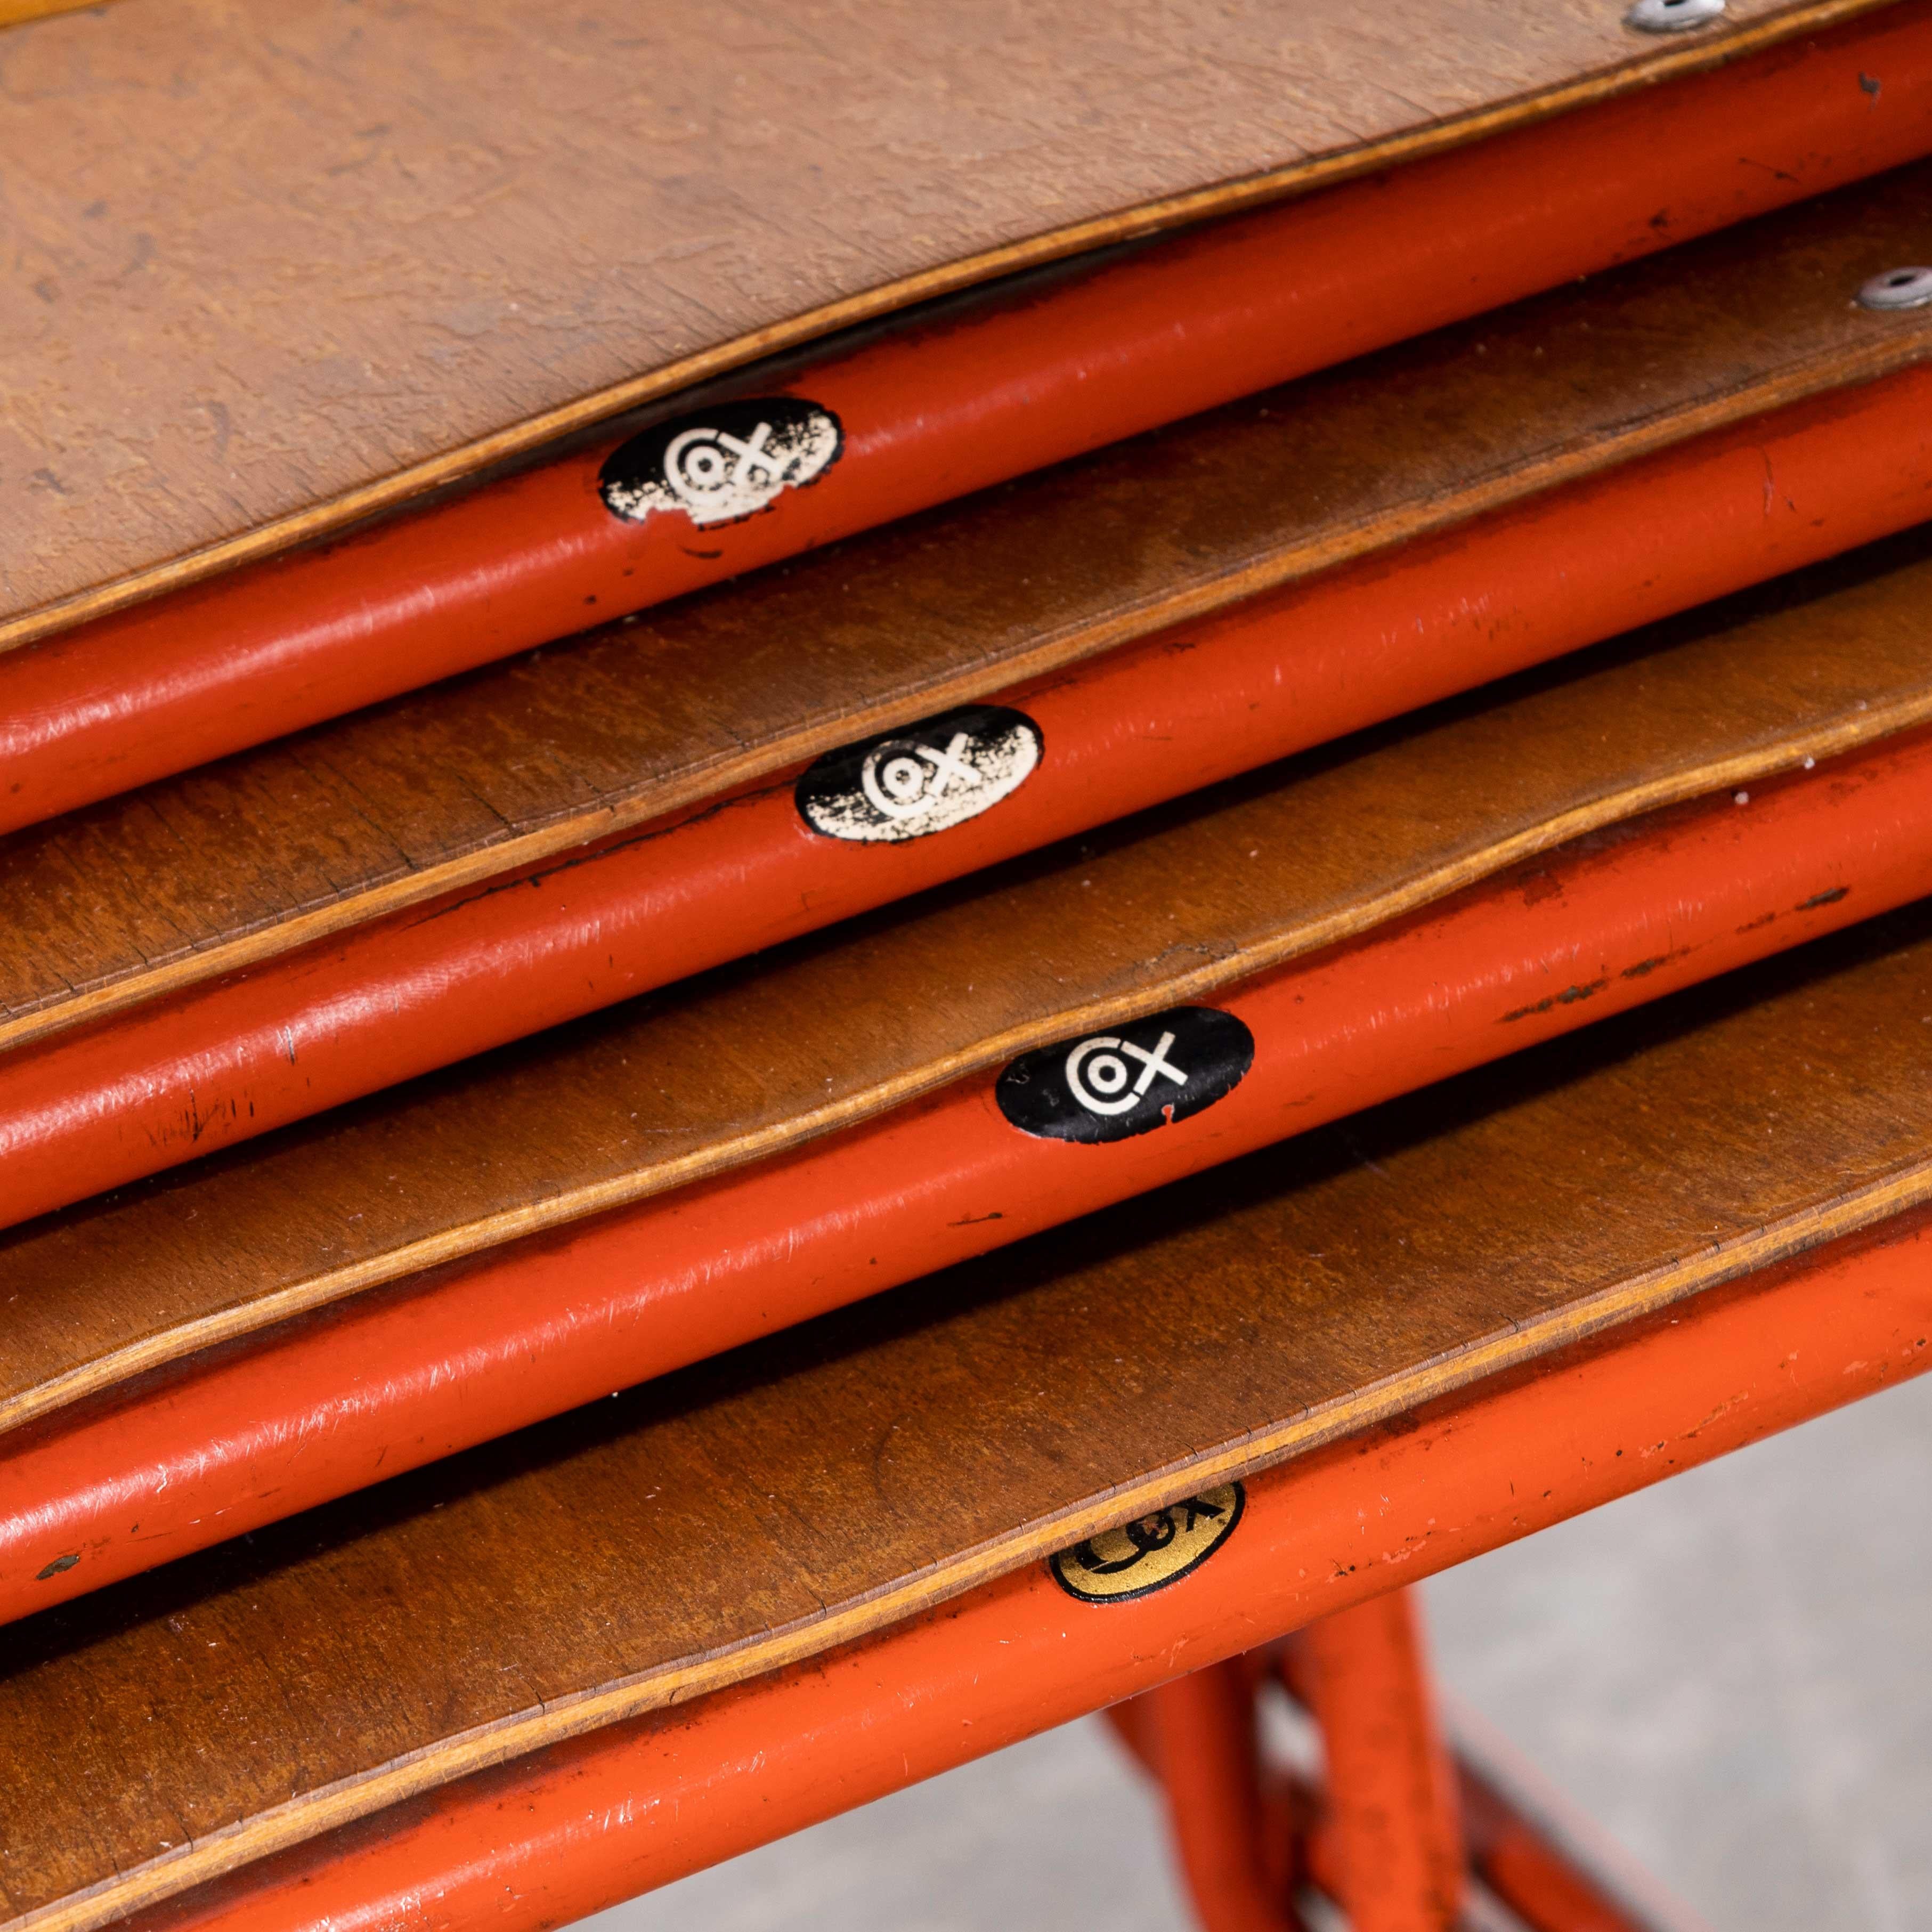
[
  {"xmin": 1626, "ymin": 0, "xmax": 1725, "ymax": 30},
  {"xmin": 1856, "ymin": 266, "xmax": 1932, "ymax": 312}
]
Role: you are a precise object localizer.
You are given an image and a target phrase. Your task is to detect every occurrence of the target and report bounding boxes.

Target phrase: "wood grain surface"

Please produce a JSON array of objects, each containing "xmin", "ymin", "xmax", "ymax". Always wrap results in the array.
[
  {"xmin": 6, "ymin": 527, "xmax": 1932, "ymax": 1434},
  {"xmin": 4, "ymin": 904, "xmax": 1932, "ymax": 1932},
  {"xmin": 7, "ymin": 165, "xmax": 1932, "ymax": 1055},
  {"xmin": 0, "ymin": 2, "xmax": 112, "ymax": 26},
  {"xmin": 0, "ymin": 0, "xmax": 1886, "ymax": 643}
]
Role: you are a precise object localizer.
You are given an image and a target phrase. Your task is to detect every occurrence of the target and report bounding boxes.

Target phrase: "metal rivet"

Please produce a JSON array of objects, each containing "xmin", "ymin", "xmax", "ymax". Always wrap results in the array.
[
  {"xmin": 1625, "ymin": 0, "xmax": 1725, "ymax": 30},
  {"xmin": 1856, "ymin": 266, "xmax": 1932, "ymax": 312}
]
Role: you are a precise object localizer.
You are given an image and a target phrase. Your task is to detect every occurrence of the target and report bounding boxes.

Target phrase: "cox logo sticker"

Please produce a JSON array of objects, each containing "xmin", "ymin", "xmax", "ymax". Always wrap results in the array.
[
  {"xmin": 1049, "ymin": 1484, "xmax": 1245, "ymax": 1603},
  {"xmin": 996, "ymin": 1006, "xmax": 1253, "ymax": 1144},
  {"xmin": 797, "ymin": 705, "xmax": 1042, "ymax": 843},
  {"xmin": 599, "ymin": 398, "xmax": 842, "ymax": 526}
]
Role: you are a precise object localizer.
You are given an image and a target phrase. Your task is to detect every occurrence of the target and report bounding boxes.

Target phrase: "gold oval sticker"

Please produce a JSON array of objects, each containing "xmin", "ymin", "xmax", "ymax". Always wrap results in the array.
[{"xmin": 1048, "ymin": 1483, "xmax": 1244, "ymax": 1603}]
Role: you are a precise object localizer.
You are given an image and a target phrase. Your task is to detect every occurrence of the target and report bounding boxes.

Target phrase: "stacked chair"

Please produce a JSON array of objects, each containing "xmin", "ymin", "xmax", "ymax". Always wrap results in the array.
[{"xmin": 5, "ymin": 1, "xmax": 1932, "ymax": 1927}]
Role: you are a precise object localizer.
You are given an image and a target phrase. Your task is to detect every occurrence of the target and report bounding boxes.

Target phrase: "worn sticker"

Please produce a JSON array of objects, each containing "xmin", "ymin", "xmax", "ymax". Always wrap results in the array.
[
  {"xmin": 996, "ymin": 1006, "xmax": 1254, "ymax": 1143},
  {"xmin": 599, "ymin": 398, "xmax": 842, "ymax": 526},
  {"xmin": 796, "ymin": 705, "xmax": 1042, "ymax": 843},
  {"xmin": 1049, "ymin": 1484, "xmax": 1245, "ymax": 1603}
]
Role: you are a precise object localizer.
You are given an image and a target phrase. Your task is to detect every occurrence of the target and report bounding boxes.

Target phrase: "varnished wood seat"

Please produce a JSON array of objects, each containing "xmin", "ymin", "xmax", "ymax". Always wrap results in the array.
[
  {"xmin": 5, "ymin": 166, "xmax": 1932, "ymax": 1231},
  {"xmin": 5, "ymin": 903, "xmax": 1931, "ymax": 1932},
  {"xmin": 6, "ymin": 527, "xmax": 1932, "ymax": 1626},
  {"xmin": 9, "ymin": 7, "xmax": 1932, "ymax": 1926},
  {"xmin": 5, "ymin": 1, "xmax": 1928, "ymax": 835}
]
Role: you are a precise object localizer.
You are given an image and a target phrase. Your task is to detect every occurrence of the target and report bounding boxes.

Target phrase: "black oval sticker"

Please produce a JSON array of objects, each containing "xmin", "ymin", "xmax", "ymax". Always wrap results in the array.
[
  {"xmin": 996, "ymin": 1006, "xmax": 1253, "ymax": 1143},
  {"xmin": 599, "ymin": 398, "xmax": 842, "ymax": 526},
  {"xmin": 1049, "ymin": 1484, "xmax": 1245, "ymax": 1603},
  {"xmin": 796, "ymin": 705, "xmax": 1042, "ymax": 843}
]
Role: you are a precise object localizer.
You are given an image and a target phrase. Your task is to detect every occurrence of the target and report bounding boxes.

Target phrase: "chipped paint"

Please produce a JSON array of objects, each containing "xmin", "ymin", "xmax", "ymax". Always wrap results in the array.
[
  {"xmin": 599, "ymin": 399, "xmax": 842, "ymax": 526},
  {"xmin": 796, "ymin": 706, "xmax": 1041, "ymax": 843}
]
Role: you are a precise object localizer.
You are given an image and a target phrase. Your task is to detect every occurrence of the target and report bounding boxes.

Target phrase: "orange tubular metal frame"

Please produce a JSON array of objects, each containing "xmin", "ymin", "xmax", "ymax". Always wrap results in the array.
[
  {"xmin": 1116, "ymin": 1636, "xmax": 1703, "ymax": 1931},
  {"xmin": 7, "ymin": 719, "xmax": 1932, "ymax": 1621},
  {"xmin": 7, "ymin": 363, "xmax": 1932, "ymax": 1229},
  {"xmin": 1298, "ymin": 1596, "xmax": 1466, "ymax": 1932},
  {"xmin": 1142, "ymin": 1664, "xmax": 1301, "ymax": 1932},
  {"xmin": 125, "ymin": 1212, "xmax": 1932, "ymax": 1932},
  {"xmin": 1447, "ymin": 1698, "xmax": 1715, "ymax": 1932},
  {"xmin": 3, "ymin": 4, "xmax": 1931, "ymax": 834}
]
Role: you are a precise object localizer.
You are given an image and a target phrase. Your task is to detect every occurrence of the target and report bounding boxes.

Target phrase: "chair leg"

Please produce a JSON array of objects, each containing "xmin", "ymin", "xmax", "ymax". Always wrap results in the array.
[
  {"xmin": 1105, "ymin": 1587, "xmax": 1706, "ymax": 1932},
  {"xmin": 1297, "ymin": 1590, "xmax": 1465, "ymax": 1932},
  {"xmin": 1140, "ymin": 1659, "xmax": 1304, "ymax": 1932}
]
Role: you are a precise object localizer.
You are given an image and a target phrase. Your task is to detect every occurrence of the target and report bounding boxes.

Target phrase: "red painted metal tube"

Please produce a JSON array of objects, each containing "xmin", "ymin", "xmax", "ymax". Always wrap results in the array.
[
  {"xmin": 4, "ymin": 3, "xmax": 1930, "ymax": 835},
  {"xmin": 1114, "ymin": 1657, "xmax": 1319, "ymax": 1912},
  {"xmin": 1448, "ymin": 1699, "xmax": 1714, "ymax": 1932},
  {"xmin": 1124, "ymin": 1636, "xmax": 1687, "ymax": 1932},
  {"xmin": 6, "ymin": 359, "xmax": 1932, "ymax": 1231},
  {"xmin": 1116, "ymin": 1662, "xmax": 1316, "ymax": 1924},
  {"xmin": 1467, "ymin": 1806, "xmax": 1653, "ymax": 1932},
  {"xmin": 1300, "ymin": 1595, "xmax": 1465, "ymax": 1932},
  {"xmin": 7, "ymin": 722, "xmax": 1931, "ymax": 1621},
  {"xmin": 1149, "ymin": 1664, "xmax": 1301, "ymax": 1932},
  {"xmin": 125, "ymin": 1213, "xmax": 1932, "ymax": 1932}
]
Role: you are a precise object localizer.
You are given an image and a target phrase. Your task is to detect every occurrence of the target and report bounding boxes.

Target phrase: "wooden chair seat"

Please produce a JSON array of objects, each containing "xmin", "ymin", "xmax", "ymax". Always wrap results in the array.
[
  {"xmin": 5, "ymin": 167, "xmax": 1932, "ymax": 1230},
  {"xmin": 6, "ymin": 1, "xmax": 1927, "ymax": 829},
  {"xmin": 102, "ymin": 1208, "xmax": 1932, "ymax": 1932},
  {"xmin": 4, "ymin": 901, "xmax": 1931, "ymax": 1932},
  {"xmin": 8, "ymin": 9, "xmax": 1932, "ymax": 1928},
  {"xmin": 6, "ymin": 533, "xmax": 1931, "ymax": 1623}
]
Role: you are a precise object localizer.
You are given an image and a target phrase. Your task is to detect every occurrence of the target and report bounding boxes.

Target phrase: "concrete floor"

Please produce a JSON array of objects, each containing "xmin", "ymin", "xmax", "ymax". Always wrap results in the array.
[{"xmin": 599, "ymin": 1368, "xmax": 1932, "ymax": 1931}]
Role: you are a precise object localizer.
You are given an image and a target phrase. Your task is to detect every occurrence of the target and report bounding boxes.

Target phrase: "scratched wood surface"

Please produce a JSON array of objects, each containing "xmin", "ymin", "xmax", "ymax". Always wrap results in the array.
[
  {"xmin": 5, "ymin": 166, "xmax": 1932, "ymax": 1056},
  {"xmin": 0, "ymin": 0, "xmax": 1881, "ymax": 642},
  {"xmin": 4, "ymin": 906, "xmax": 1932, "ymax": 1932},
  {"xmin": 5, "ymin": 525, "xmax": 1931, "ymax": 1434}
]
